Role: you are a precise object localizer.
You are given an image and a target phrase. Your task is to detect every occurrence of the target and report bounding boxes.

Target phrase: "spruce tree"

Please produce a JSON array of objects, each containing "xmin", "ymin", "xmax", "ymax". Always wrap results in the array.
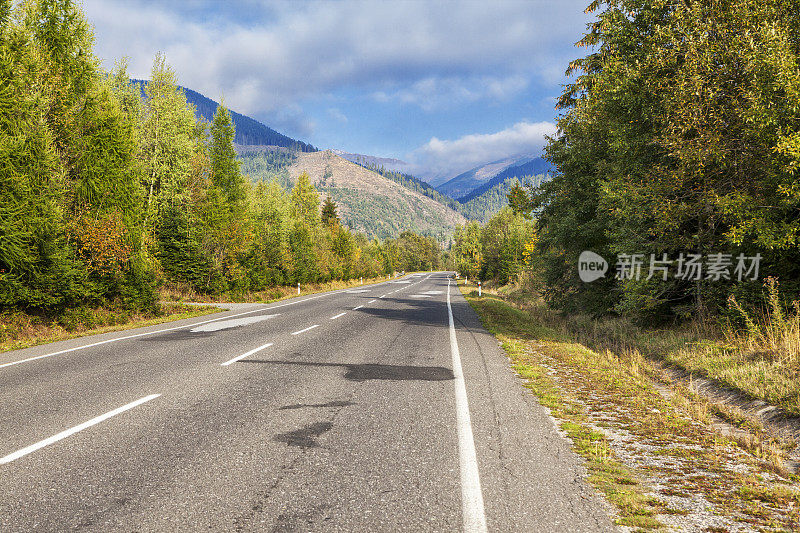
[
  {"xmin": 321, "ymin": 196, "xmax": 339, "ymax": 225},
  {"xmin": 209, "ymin": 102, "xmax": 245, "ymax": 207}
]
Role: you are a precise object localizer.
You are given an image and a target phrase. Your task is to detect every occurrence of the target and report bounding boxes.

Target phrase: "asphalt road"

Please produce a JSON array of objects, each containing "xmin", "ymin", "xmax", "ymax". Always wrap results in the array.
[{"xmin": 0, "ymin": 272, "xmax": 616, "ymax": 532}]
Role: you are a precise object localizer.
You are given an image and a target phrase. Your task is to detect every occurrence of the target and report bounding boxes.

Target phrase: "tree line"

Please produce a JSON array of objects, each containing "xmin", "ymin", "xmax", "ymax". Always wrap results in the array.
[
  {"xmin": 455, "ymin": 0, "xmax": 800, "ymax": 325},
  {"xmin": 0, "ymin": 0, "xmax": 441, "ymax": 314}
]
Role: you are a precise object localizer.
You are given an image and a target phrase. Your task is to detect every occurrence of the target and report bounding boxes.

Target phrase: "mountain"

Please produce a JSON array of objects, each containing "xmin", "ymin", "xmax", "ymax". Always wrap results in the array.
[
  {"xmin": 131, "ymin": 80, "xmax": 317, "ymax": 152},
  {"xmin": 457, "ymin": 158, "xmax": 553, "ymax": 203},
  {"xmin": 284, "ymin": 151, "xmax": 466, "ymax": 240},
  {"xmin": 331, "ymin": 150, "xmax": 412, "ymax": 174},
  {"xmin": 436, "ymin": 154, "xmax": 551, "ymax": 199}
]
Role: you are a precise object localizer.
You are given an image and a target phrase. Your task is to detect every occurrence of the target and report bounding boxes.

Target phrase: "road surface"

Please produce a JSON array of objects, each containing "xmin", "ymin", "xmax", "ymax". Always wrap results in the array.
[{"xmin": 0, "ymin": 272, "xmax": 615, "ymax": 532}]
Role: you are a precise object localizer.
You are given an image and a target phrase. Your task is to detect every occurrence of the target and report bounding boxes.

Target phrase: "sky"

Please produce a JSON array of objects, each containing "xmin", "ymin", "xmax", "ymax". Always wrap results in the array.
[{"xmin": 83, "ymin": 0, "xmax": 595, "ymax": 182}]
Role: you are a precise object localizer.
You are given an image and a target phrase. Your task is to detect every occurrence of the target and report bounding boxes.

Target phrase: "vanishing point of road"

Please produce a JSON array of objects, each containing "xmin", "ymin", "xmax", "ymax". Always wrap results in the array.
[{"xmin": 0, "ymin": 272, "xmax": 615, "ymax": 532}]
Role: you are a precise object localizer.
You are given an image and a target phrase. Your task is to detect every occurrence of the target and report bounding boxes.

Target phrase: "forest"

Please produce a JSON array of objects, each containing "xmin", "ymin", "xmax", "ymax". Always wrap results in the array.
[
  {"xmin": 0, "ymin": 0, "xmax": 442, "ymax": 323},
  {"xmin": 455, "ymin": 0, "xmax": 800, "ymax": 325}
]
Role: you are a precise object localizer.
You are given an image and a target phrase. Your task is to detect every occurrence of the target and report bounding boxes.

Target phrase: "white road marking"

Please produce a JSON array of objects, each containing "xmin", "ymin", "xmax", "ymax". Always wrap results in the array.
[
  {"xmin": 221, "ymin": 342, "xmax": 273, "ymax": 366},
  {"xmin": 410, "ymin": 294, "xmax": 433, "ymax": 298},
  {"xmin": 0, "ymin": 394, "xmax": 161, "ymax": 465},
  {"xmin": 379, "ymin": 295, "xmax": 387, "ymax": 298},
  {"xmin": 346, "ymin": 289, "xmax": 371, "ymax": 293},
  {"xmin": 291, "ymin": 325, "xmax": 319, "ymax": 336},
  {"xmin": 368, "ymin": 299, "xmax": 376, "ymax": 303},
  {"xmin": 191, "ymin": 314, "xmax": 278, "ymax": 333},
  {"xmin": 353, "ymin": 305, "xmax": 364, "ymax": 310},
  {"xmin": 447, "ymin": 279, "xmax": 488, "ymax": 532},
  {"xmin": 0, "ymin": 290, "xmax": 345, "ymax": 371},
  {"xmin": 422, "ymin": 290, "xmax": 443, "ymax": 295},
  {"xmin": 330, "ymin": 312, "xmax": 346, "ymax": 320}
]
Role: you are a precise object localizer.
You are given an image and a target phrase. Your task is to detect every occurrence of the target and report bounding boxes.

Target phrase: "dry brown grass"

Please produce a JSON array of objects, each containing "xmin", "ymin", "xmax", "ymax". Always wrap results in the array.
[{"xmin": 0, "ymin": 303, "xmax": 217, "ymax": 354}]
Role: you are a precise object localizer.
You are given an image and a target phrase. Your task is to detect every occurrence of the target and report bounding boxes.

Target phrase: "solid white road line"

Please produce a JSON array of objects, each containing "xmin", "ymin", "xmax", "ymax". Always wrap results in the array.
[
  {"xmin": 221, "ymin": 342, "xmax": 273, "ymax": 366},
  {"xmin": 291, "ymin": 324, "xmax": 319, "ymax": 336},
  {"xmin": 330, "ymin": 312, "xmax": 346, "ymax": 320},
  {"xmin": 0, "ymin": 394, "xmax": 161, "ymax": 465},
  {"xmin": 353, "ymin": 305, "xmax": 364, "ymax": 310},
  {"xmin": 447, "ymin": 279, "xmax": 488, "ymax": 532}
]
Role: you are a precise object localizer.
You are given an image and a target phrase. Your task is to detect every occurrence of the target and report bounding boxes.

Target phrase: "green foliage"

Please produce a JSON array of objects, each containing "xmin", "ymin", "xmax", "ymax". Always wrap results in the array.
[
  {"xmin": 452, "ymin": 209, "xmax": 536, "ymax": 285},
  {"xmin": 533, "ymin": 0, "xmax": 800, "ymax": 323},
  {"xmin": 459, "ymin": 175, "xmax": 547, "ymax": 223},
  {"xmin": 0, "ymin": 0, "xmax": 447, "ymax": 316},
  {"xmin": 321, "ymin": 196, "xmax": 339, "ymax": 226},
  {"xmin": 209, "ymin": 102, "xmax": 246, "ymax": 207},
  {"xmin": 238, "ymin": 149, "xmax": 296, "ymax": 188}
]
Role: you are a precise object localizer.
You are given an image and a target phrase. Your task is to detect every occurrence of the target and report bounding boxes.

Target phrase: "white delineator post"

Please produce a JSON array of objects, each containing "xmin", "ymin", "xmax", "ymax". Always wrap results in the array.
[
  {"xmin": 478, "ymin": 281, "xmax": 481, "ymax": 297},
  {"xmin": 297, "ymin": 283, "xmax": 300, "ymax": 295},
  {"xmin": 360, "ymin": 277, "xmax": 363, "ymax": 285}
]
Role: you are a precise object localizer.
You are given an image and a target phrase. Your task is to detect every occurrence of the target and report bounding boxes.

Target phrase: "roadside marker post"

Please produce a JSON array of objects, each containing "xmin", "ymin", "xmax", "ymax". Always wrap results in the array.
[
  {"xmin": 478, "ymin": 281, "xmax": 481, "ymax": 297},
  {"xmin": 297, "ymin": 283, "xmax": 300, "ymax": 295}
]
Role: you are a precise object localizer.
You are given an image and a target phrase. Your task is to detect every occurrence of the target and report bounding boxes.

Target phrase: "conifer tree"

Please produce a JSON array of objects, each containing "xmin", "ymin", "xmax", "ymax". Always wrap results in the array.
[
  {"xmin": 321, "ymin": 196, "xmax": 339, "ymax": 225},
  {"xmin": 209, "ymin": 102, "xmax": 246, "ymax": 207}
]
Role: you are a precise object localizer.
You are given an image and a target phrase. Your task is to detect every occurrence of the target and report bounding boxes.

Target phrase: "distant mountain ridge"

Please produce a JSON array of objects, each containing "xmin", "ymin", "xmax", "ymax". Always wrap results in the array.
[
  {"xmin": 131, "ymin": 79, "xmax": 317, "ymax": 152},
  {"xmin": 434, "ymin": 154, "xmax": 530, "ymax": 199},
  {"xmin": 457, "ymin": 157, "xmax": 553, "ymax": 203},
  {"xmin": 331, "ymin": 150, "xmax": 411, "ymax": 174}
]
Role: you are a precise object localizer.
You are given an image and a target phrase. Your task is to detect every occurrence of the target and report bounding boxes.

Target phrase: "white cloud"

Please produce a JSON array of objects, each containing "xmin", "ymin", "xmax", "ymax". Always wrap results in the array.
[
  {"xmin": 372, "ymin": 75, "xmax": 528, "ymax": 111},
  {"xmin": 409, "ymin": 121, "xmax": 557, "ymax": 178},
  {"xmin": 82, "ymin": 0, "xmax": 592, "ymax": 134},
  {"xmin": 326, "ymin": 108, "xmax": 348, "ymax": 123}
]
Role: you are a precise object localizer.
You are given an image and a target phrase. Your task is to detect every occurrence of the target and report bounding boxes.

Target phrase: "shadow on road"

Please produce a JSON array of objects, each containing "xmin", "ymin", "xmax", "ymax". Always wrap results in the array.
[{"xmin": 240, "ymin": 359, "xmax": 454, "ymax": 382}]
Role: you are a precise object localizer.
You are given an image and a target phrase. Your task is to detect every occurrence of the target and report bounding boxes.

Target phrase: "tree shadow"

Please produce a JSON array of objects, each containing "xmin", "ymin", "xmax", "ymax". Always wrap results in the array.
[{"xmin": 240, "ymin": 359, "xmax": 454, "ymax": 382}]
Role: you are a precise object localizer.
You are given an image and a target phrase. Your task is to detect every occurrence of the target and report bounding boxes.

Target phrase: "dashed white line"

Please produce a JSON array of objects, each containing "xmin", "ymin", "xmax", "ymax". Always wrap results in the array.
[
  {"xmin": 0, "ymin": 394, "xmax": 161, "ymax": 465},
  {"xmin": 0, "ymin": 290, "xmax": 343, "ymax": 371},
  {"xmin": 353, "ymin": 305, "xmax": 364, "ymax": 310},
  {"xmin": 447, "ymin": 279, "xmax": 487, "ymax": 532},
  {"xmin": 379, "ymin": 295, "xmax": 387, "ymax": 298},
  {"xmin": 221, "ymin": 342, "xmax": 273, "ymax": 366},
  {"xmin": 330, "ymin": 312, "xmax": 346, "ymax": 320},
  {"xmin": 368, "ymin": 299, "xmax": 376, "ymax": 303},
  {"xmin": 291, "ymin": 325, "xmax": 319, "ymax": 336}
]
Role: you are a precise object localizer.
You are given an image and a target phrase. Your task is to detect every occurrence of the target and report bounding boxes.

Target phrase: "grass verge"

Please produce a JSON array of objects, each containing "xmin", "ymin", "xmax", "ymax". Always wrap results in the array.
[
  {"xmin": 0, "ymin": 303, "xmax": 218, "ymax": 354},
  {"xmin": 490, "ymin": 280, "xmax": 800, "ymax": 418},
  {"xmin": 1, "ymin": 274, "xmax": 410, "ymax": 355},
  {"xmin": 160, "ymin": 275, "xmax": 396, "ymax": 304},
  {"xmin": 461, "ymin": 282, "xmax": 800, "ymax": 532}
]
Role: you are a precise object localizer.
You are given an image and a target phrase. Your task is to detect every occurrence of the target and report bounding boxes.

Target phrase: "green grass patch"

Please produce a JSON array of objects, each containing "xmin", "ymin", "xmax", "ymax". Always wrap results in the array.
[{"xmin": 459, "ymin": 282, "xmax": 800, "ymax": 531}]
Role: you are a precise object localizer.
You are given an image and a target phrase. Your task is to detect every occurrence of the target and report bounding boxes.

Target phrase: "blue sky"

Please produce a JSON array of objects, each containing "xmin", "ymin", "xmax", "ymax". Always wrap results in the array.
[{"xmin": 83, "ymin": 0, "xmax": 595, "ymax": 181}]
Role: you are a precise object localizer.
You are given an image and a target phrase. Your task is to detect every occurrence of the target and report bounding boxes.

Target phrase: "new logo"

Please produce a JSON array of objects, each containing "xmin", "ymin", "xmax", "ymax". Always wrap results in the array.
[{"xmin": 578, "ymin": 251, "xmax": 608, "ymax": 283}]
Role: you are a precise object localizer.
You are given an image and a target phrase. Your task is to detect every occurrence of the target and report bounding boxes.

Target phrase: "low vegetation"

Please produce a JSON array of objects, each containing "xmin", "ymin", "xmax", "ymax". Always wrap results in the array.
[
  {"xmin": 0, "ymin": 303, "xmax": 217, "ymax": 354},
  {"xmin": 462, "ymin": 284, "xmax": 800, "ymax": 531}
]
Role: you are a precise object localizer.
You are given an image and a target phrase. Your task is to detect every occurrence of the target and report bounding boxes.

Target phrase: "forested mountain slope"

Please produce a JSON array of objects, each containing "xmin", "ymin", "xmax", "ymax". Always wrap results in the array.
[
  {"xmin": 132, "ymin": 80, "xmax": 317, "ymax": 151},
  {"xmin": 436, "ymin": 154, "xmax": 539, "ymax": 199},
  {"xmin": 284, "ymin": 151, "xmax": 466, "ymax": 240}
]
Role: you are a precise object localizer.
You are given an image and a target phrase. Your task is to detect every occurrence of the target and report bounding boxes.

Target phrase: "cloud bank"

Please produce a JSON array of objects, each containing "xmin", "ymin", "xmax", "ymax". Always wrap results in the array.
[
  {"xmin": 409, "ymin": 121, "xmax": 557, "ymax": 179},
  {"xmin": 83, "ymin": 0, "xmax": 590, "ymax": 137}
]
